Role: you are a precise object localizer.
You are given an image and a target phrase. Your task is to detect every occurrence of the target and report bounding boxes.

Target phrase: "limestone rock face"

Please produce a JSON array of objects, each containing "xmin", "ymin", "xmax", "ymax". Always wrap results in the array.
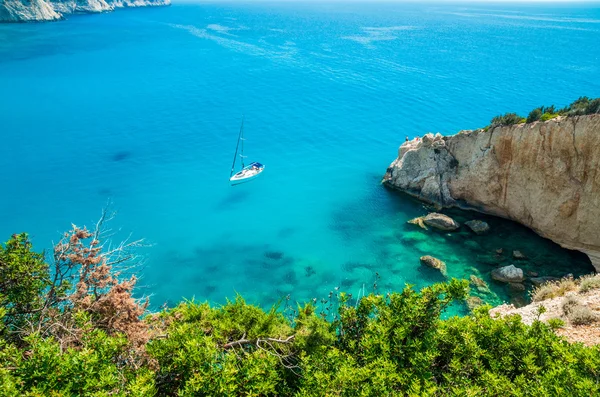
[
  {"xmin": 48, "ymin": 0, "xmax": 112, "ymax": 14},
  {"xmin": 384, "ymin": 115, "xmax": 600, "ymax": 271},
  {"xmin": 491, "ymin": 265, "xmax": 524, "ymax": 283},
  {"xmin": 422, "ymin": 213, "xmax": 460, "ymax": 231},
  {"xmin": 0, "ymin": 0, "xmax": 169, "ymax": 22},
  {"xmin": 0, "ymin": 0, "xmax": 61, "ymax": 22}
]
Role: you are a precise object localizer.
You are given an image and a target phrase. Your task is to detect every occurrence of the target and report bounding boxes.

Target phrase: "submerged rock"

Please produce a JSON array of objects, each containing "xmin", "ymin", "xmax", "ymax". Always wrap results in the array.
[
  {"xmin": 420, "ymin": 255, "xmax": 447, "ymax": 276},
  {"xmin": 509, "ymin": 282, "xmax": 526, "ymax": 292},
  {"xmin": 400, "ymin": 231, "xmax": 428, "ymax": 244},
  {"xmin": 491, "ymin": 265, "xmax": 524, "ymax": 283},
  {"xmin": 465, "ymin": 220, "xmax": 490, "ymax": 235},
  {"xmin": 470, "ymin": 275, "xmax": 490, "ymax": 293},
  {"xmin": 422, "ymin": 213, "xmax": 460, "ymax": 231},
  {"xmin": 467, "ymin": 296, "xmax": 484, "ymax": 311},
  {"xmin": 513, "ymin": 250, "xmax": 527, "ymax": 260},
  {"xmin": 464, "ymin": 240, "xmax": 482, "ymax": 252}
]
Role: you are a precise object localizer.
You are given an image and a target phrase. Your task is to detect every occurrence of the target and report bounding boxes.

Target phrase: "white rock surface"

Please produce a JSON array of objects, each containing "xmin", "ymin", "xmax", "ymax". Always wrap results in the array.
[
  {"xmin": 491, "ymin": 265, "xmax": 525, "ymax": 283},
  {"xmin": 0, "ymin": 0, "xmax": 61, "ymax": 22},
  {"xmin": 0, "ymin": 0, "xmax": 170, "ymax": 22}
]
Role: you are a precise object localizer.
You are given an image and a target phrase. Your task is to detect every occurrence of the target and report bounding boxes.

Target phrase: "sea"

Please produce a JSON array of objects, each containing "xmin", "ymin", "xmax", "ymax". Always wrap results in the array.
[{"xmin": 1, "ymin": 1, "xmax": 599, "ymax": 313}]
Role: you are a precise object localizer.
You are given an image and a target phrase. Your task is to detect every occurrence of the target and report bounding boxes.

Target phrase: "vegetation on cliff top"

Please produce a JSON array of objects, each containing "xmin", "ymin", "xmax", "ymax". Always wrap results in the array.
[
  {"xmin": 1, "ymin": 219, "xmax": 600, "ymax": 396},
  {"xmin": 487, "ymin": 96, "xmax": 600, "ymax": 129}
]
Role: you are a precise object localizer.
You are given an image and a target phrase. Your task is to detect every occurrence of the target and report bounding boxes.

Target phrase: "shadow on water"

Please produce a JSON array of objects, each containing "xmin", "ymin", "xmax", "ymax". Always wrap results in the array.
[
  {"xmin": 111, "ymin": 151, "xmax": 133, "ymax": 162},
  {"xmin": 214, "ymin": 189, "xmax": 252, "ymax": 211}
]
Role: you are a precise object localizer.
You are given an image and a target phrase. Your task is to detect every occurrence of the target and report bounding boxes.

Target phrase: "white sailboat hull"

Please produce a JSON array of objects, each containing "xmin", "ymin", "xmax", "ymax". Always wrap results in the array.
[{"xmin": 229, "ymin": 163, "xmax": 265, "ymax": 185}]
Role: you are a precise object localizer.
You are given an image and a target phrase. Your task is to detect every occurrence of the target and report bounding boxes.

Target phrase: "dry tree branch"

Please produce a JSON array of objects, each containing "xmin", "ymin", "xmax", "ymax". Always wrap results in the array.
[{"xmin": 222, "ymin": 334, "xmax": 295, "ymax": 349}]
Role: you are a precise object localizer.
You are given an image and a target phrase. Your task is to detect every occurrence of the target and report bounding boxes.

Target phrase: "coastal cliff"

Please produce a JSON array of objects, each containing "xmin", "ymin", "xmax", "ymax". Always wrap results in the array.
[
  {"xmin": 0, "ymin": 0, "xmax": 169, "ymax": 22},
  {"xmin": 383, "ymin": 114, "xmax": 600, "ymax": 270}
]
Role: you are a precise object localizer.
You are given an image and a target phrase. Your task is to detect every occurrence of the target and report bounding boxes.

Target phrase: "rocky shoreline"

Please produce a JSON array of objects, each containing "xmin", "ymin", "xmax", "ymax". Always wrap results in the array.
[
  {"xmin": 383, "ymin": 114, "xmax": 600, "ymax": 271},
  {"xmin": 0, "ymin": 0, "xmax": 170, "ymax": 22}
]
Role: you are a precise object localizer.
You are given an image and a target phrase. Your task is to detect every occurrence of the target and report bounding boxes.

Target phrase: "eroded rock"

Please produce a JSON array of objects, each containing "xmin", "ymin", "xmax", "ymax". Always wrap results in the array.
[
  {"xmin": 422, "ymin": 213, "xmax": 460, "ymax": 231},
  {"xmin": 383, "ymin": 115, "xmax": 600, "ymax": 271},
  {"xmin": 420, "ymin": 255, "xmax": 447, "ymax": 276}
]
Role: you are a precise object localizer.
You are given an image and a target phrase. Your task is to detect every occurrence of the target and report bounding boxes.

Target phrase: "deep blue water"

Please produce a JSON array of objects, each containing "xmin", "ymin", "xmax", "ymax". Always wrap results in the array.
[{"xmin": 1, "ymin": 2, "xmax": 599, "ymax": 311}]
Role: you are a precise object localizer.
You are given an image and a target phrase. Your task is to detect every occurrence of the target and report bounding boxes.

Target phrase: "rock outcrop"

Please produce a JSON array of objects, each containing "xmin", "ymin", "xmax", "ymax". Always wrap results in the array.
[
  {"xmin": 0, "ymin": 0, "xmax": 169, "ymax": 22},
  {"xmin": 383, "ymin": 115, "xmax": 600, "ymax": 271},
  {"xmin": 0, "ymin": 0, "xmax": 61, "ymax": 22},
  {"xmin": 420, "ymin": 255, "xmax": 447, "ymax": 275},
  {"xmin": 491, "ymin": 265, "xmax": 524, "ymax": 283},
  {"xmin": 422, "ymin": 213, "xmax": 460, "ymax": 231}
]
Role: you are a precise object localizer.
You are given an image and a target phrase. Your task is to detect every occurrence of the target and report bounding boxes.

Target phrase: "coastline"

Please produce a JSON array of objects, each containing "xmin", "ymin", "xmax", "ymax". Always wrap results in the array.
[{"xmin": 0, "ymin": 0, "xmax": 170, "ymax": 23}]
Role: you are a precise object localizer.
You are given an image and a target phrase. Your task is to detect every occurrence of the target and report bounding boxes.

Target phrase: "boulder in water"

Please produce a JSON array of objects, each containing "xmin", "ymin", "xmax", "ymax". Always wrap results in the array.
[
  {"xmin": 465, "ymin": 220, "xmax": 490, "ymax": 235},
  {"xmin": 420, "ymin": 255, "xmax": 447, "ymax": 276},
  {"xmin": 491, "ymin": 265, "xmax": 524, "ymax": 283},
  {"xmin": 422, "ymin": 213, "xmax": 460, "ymax": 231}
]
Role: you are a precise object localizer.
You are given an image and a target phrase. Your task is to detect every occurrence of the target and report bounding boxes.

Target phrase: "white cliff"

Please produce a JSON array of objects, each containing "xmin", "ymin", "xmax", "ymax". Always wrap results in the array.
[
  {"xmin": 0, "ymin": 0, "xmax": 169, "ymax": 22},
  {"xmin": 383, "ymin": 114, "xmax": 600, "ymax": 270},
  {"xmin": 0, "ymin": 0, "xmax": 61, "ymax": 22}
]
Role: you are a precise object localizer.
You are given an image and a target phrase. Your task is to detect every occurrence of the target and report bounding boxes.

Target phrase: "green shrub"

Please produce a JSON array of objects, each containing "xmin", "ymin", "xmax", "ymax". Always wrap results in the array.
[
  {"xmin": 487, "ymin": 97, "xmax": 599, "ymax": 130},
  {"xmin": 540, "ymin": 112, "xmax": 560, "ymax": 122},
  {"xmin": 490, "ymin": 113, "xmax": 526, "ymax": 128},
  {"xmin": 4, "ymin": 234, "xmax": 600, "ymax": 396},
  {"xmin": 526, "ymin": 108, "xmax": 542, "ymax": 123}
]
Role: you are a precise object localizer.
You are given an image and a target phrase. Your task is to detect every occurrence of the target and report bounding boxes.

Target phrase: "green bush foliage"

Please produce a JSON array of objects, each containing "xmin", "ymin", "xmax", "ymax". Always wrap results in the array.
[
  {"xmin": 2, "ymin": 235, "xmax": 600, "ymax": 396},
  {"xmin": 490, "ymin": 113, "xmax": 525, "ymax": 128},
  {"xmin": 488, "ymin": 96, "xmax": 600, "ymax": 129}
]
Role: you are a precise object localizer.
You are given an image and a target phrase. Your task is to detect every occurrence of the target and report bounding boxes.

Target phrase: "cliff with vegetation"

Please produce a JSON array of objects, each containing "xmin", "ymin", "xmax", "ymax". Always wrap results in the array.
[
  {"xmin": 1, "ymin": 225, "xmax": 600, "ymax": 395},
  {"xmin": 383, "ymin": 98, "xmax": 600, "ymax": 271},
  {"xmin": 0, "ymin": 0, "xmax": 169, "ymax": 22}
]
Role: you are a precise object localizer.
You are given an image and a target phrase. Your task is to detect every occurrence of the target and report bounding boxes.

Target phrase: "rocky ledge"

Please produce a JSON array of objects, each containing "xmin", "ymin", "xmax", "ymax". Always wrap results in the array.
[
  {"xmin": 0, "ymin": 0, "xmax": 170, "ymax": 22},
  {"xmin": 383, "ymin": 114, "xmax": 600, "ymax": 270}
]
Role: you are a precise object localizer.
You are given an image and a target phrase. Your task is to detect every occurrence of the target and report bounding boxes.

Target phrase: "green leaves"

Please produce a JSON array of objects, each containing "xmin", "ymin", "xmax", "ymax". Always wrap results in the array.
[
  {"xmin": 2, "ymin": 231, "xmax": 600, "ymax": 396},
  {"xmin": 0, "ymin": 233, "xmax": 51, "ymax": 339}
]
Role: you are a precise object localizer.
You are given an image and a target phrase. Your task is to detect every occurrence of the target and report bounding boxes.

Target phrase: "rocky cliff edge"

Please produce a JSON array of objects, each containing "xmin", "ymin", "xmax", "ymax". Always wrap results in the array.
[
  {"xmin": 383, "ymin": 114, "xmax": 600, "ymax": 270},
  {"xmin": 0, "ymin": 0, "xmax": 170, "ymax": 22}
]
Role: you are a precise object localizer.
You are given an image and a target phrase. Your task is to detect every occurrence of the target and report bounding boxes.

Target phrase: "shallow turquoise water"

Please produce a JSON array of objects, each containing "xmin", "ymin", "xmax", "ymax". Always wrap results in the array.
[{"xmin": 0, "ymin": 2, "xmax": 598, "ymax": 312}]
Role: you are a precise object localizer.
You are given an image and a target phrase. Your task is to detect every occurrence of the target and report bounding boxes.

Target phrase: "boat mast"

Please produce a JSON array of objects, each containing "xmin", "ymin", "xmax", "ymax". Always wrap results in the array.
[
  {"xmin": 240, "ymin": 117, "xmax": 245, "ymax": 169},
  {"xmin": 230, "ymin": 116, "xmax": 244, "ymax": 177}
]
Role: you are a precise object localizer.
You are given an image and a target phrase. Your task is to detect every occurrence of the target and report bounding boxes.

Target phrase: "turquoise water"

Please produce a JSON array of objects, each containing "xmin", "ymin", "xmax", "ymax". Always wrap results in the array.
[{"xmin": 1, "ymin": 2, "xmax": 598, "ymax": 311}]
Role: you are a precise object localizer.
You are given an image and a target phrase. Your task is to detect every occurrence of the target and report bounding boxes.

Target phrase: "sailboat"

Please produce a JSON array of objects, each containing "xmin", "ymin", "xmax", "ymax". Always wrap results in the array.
[{"xmin": 229, "ymin": 117, "xmax": 265, "ymax": 185}]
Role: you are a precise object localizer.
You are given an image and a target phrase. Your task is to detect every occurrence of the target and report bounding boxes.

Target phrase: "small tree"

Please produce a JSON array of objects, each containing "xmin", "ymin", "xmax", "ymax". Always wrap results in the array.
[
  {"xmin": 526, "ymin": 108, "xmax": 543, "ymax": 123},
  {"xmin": 1, "ymin": 208, "xmax": 150, "ymax": 366},
  {"xmin": 490, "ymin": 113, "xmax": 525, "ymax": 128},
  {"xmin": 0, "ymin": 233, "xmax": 51, "ymax": 343}
]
